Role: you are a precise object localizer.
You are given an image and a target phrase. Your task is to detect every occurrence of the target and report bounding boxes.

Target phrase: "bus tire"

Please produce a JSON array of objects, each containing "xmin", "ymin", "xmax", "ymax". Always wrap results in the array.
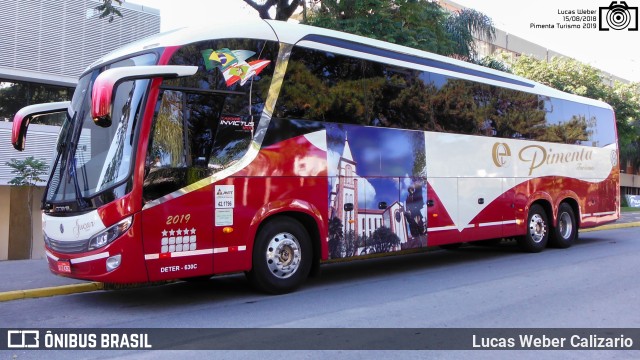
[
  {"xmin": 517, "ymin": 204, "xmax": 549, "ymax": 253},
  {"xmin": 247, "ymin": 216, "xmax": 312, "ymax": 294},
  {"xmin": 549, "ymin": 203, "xmax": 577, "ymax": 248}
]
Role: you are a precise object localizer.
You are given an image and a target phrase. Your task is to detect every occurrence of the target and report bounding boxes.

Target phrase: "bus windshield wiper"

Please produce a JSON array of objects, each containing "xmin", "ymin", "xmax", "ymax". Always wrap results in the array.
[
  {"xmin": 61, "ymin": 110, "xmax": 91, "ymax": 210},
  {"xmin": 68, "ymin": 157, "xmax": 91, "ymax": 209}
]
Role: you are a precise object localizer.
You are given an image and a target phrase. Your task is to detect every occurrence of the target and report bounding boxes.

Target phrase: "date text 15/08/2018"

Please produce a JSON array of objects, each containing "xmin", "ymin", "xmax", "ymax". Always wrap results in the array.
[{"xmin": 472, "ymin": 334, "xmax": 633, "ymax": 349}]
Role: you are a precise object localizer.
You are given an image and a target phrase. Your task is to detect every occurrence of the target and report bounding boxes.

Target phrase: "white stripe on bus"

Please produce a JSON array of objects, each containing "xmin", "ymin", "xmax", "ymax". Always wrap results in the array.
[
  {"xmin": 144, "ymin": 246, "xmax": 247, "ymax": 260},
  {"xmin": 428, "ymin": 220, "xmax": 518, "ymax": 232}
]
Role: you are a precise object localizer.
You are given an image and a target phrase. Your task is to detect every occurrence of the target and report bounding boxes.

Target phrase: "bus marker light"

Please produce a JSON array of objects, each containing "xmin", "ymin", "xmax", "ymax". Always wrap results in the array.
[
  {"xmin": 223, "ymin": 227, "xmax": 234, "ymax": 234},
  {"xmin": 106, "ymin": 254, "xmax": 122, "ymax": 272}
]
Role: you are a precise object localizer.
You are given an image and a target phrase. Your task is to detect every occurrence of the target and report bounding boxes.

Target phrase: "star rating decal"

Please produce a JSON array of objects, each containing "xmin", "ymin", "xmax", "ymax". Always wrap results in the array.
[{"xmin": 160, "ymin": 227, "xmax": 198, "ymax": 254}]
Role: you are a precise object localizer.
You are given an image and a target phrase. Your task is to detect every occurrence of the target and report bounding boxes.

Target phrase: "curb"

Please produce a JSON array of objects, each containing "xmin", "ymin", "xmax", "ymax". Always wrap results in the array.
[
  {"xmin": 1, "ymin": 221, "xmax": 639, "ymax": 302},
  {"xmin": 0, "ymin": 282, "xmax": 103, "ymax": 302},
  {"xmin": 580, "ymin": 221, "xmax": 640, "ymax": 232}
]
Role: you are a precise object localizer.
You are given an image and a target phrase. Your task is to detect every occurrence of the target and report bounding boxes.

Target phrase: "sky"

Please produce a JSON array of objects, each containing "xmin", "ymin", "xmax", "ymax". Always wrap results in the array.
[{"xmin": 128, "ymin": 0, "xmax": 640, "ymax": 82}]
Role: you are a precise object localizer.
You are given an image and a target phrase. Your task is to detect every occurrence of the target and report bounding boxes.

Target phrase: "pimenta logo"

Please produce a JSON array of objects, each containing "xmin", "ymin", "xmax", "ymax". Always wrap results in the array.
[
  {"xmin": 492, "ymin": 142, "xmax": 512, "ymax": 168},
  {"xmin": 599, "ymin": 1, "xmax": 638, "ymax": 30}
]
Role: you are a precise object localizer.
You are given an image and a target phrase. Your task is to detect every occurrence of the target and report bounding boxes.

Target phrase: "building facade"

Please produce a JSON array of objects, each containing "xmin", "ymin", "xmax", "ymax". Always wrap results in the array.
[
  {"xmin": 1, "ymin": 0, "xmax": 160, "ymax": 184},
  {"xmin": 0, "ymin": 0, "xmax": 160, "ymax": 259}
]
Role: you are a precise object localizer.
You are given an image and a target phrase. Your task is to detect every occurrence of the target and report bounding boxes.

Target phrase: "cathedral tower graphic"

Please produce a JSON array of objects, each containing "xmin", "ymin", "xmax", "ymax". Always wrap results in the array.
[{"xmin": 328, "ymin": 126, "xmax": 427, "ymax": 258}]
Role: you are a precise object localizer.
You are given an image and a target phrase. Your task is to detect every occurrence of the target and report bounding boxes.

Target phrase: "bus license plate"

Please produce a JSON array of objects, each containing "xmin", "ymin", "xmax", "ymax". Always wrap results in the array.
[{"xmin": 56, "ymin": 260, "xmax": 71, "ymax": 273}]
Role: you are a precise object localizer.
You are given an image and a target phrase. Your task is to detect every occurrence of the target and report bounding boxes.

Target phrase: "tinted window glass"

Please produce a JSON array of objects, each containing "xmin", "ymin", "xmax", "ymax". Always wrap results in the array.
[
  {"xmin": 276, "ymin": 48, "xmax": 366, "ymax": 124},
  {"xmin": 588, "ymin": 106, "xmax": 616, "ymax": 147},
  {"xmin": 277, "ymin": 47, "xmax": 614, "ymax": 148},
  {"xmin": 0, "ymin": 80, "xmax": 72, "ymax": 125},
  {"xmin": 144, "ymin": 39, "xmax": 278, "ymax": 201}
]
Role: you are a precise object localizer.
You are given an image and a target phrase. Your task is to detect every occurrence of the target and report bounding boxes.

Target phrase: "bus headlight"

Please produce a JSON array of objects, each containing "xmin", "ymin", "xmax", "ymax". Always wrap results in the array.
[{"xmin": 88, "ymin": 216, "xmax": 133, "ymax": 251}]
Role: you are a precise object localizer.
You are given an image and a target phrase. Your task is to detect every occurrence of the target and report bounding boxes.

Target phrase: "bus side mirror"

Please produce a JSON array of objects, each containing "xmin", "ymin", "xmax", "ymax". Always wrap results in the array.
[
  {"xmin": 12, "ymin": 101, "xmax": 70, "ymax": 151},
  {"xmin": 91, "ymin": 65, "xmax": 198, "ymax": 127}
]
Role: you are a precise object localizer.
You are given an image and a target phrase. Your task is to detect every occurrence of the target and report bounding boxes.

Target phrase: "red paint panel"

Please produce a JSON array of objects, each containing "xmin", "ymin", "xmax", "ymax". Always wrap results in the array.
[
  {"xmin": 141, "ymin": 186, "xmax": 214, "ymax": 282},
  {"xmin": 45, "ymin": 213, "xmax": 148, "ymax": 283},
  {"xmin": 426, "ymin": 169, "xmax": 619, "ymax": 246}
]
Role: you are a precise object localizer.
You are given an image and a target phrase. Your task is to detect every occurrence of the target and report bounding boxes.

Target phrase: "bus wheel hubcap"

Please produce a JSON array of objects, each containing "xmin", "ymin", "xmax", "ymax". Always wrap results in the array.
[
  {"xmin": 529, "ymin": 214, "xmax": 546, "ymax": 243},
  {"xmin": 266, "ymin": 232, "xmax": 301, "ymax": 279}
]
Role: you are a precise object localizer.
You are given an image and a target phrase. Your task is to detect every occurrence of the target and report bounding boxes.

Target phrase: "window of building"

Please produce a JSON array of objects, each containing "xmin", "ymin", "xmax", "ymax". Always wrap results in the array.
[{"xmin": 0, "ymin": 79, "xmax": 73, "ymax": 124}]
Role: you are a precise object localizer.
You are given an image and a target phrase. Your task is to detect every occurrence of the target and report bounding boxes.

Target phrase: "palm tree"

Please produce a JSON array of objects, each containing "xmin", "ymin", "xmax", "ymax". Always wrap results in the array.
[{"xmin": 445, "ymin": 8, "xmax": 495, "ymax": 61}]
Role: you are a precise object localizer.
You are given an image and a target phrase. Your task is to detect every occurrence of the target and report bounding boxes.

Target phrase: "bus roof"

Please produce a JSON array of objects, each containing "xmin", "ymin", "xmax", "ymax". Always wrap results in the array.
[{"xmin": 88, "ymin": 19, "xmax": 612, "ymax": 110}]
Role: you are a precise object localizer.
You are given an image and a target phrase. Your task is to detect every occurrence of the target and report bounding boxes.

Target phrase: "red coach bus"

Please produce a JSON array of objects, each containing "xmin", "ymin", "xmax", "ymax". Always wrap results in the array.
[{"xmin": 12, "ymin": 20, "xmax": 619, "ymax": 293}]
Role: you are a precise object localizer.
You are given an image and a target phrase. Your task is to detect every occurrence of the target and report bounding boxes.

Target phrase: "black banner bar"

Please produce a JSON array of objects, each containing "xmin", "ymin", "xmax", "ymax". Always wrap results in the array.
[{"xmin": 2, "ymin": 328, "xmax": 639, "ymax": 350}]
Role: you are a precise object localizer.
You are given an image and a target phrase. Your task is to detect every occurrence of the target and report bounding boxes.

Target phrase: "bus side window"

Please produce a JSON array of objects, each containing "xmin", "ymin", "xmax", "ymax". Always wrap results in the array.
[
  {"xmin": 144, "ymin": 90, "xmax": 189, "ymax": 202},
  {"xmin": 275, "ymin": 47, "xmax": 367, "ymax": 125},
  {"xmin": 588, "ymin": 105, "xmax": 616, "ymax": 147},
  {"xmin": 186, "ymin": 92, "xmax": 221, "ymax": 167}
]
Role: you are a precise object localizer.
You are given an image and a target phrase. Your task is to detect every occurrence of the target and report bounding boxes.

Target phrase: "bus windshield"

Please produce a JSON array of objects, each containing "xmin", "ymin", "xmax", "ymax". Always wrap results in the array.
[{"xmin": 45, "ymin": 53, "xmax": 157, "ymax": 208}]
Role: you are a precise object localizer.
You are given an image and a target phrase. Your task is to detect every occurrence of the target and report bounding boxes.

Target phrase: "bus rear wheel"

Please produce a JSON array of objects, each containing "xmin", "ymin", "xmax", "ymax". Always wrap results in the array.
[
  {"xmin": 247, "ymin": 216, "xmax": 312, "ymax": 294},
  {"xmin": 517, "ymin": 204, "xmax": 549, "ymax": 253},
  {"xmin": 549, "ymin": 203, "xmax": 577, "ymax": 248}
]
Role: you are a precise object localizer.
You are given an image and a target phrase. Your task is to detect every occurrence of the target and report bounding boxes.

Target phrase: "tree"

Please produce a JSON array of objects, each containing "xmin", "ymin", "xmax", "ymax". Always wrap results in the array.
[
  {"xmin": 305, "ymin": 0, "xmax": 495, "ymax": 60},
  {"xmin": 510, "ymin": 55, "xmax": 640, "ymax": 170},
  {"xmin": 95, "ymin": 0, "xmax": 123, "ymax": 22},
  {"xmin": 328, "ymin": 216, "xmax": 344, "ymax": 258},
  {"xmin": 510, "ymin": 56, "xmax": 606, "ymax": 99},
  {"xmin": 473, "ymin": 56, "xmax": 511, "ymax": 73},
  {"xmin": 6, "ymin": 157, "xmax": 49, "ymax": 186},
  {"xmin": 444, "ymin": 8, "xmax": 495, "ymax": 61},
  {"xmin": 242, "ymin": 0, "xmax": 303, "ymax": 20},
  {"xmin": 366, "ymin": 226, "xmax": 400, "ymax": 254}
]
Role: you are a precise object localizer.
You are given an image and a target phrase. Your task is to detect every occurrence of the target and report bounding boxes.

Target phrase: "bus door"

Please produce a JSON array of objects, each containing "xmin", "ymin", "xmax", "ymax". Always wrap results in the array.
[{"xmin": 140, "ymin": 89, "xmax": 221, "ymax": 281}]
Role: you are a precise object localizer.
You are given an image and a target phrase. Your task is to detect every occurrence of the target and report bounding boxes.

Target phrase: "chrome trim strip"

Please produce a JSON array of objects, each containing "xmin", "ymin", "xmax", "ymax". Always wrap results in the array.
[
  {"xmin": 45, "ymin": 251, "xmax": 59, "ymax": 261},
  {"xmin": 170, "ymin": 249, "xmax": 214, "ymax": 257},
  {"xmin": 70, "ymin": 252, "xmax": 110, "ymax": 264},
  {"xmin": 143, "ymin": 245, "xmax": 248, "ymax": 260},
  {"xmin": 593, "ymin": 211, "xmax": 617, "ymax": 216}
]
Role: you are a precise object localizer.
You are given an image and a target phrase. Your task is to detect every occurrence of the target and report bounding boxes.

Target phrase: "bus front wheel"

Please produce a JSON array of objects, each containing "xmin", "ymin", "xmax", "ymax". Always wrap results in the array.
[
  {"xmin": 247, "ymin": 216, "xmax": 312, "ymax": 294},
  {"xmin": 517, "ymin": 204, "xmax": 549, "ymax": 253}
]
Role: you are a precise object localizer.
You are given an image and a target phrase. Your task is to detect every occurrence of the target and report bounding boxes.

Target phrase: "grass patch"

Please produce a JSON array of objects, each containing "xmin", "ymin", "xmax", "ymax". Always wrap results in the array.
[{"xmin": 621, "ymin": 207, "xmax": 640, "ymax": 212}]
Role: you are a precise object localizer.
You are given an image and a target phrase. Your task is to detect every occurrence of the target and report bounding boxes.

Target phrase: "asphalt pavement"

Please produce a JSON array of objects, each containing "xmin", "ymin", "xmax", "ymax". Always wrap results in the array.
[{"xmin": 1, "ymin": 211, "xmax": 639, "ymax": 302}]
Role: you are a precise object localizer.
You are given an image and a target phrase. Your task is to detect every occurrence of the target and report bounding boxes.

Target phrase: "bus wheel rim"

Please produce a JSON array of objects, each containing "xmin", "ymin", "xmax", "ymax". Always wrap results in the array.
[
  {"xmin": 528, "ymin": 214, "xmax": 546, "ymax": 243},
  {"xmin": 558, "ymin": 212, "xmax": 573, "ymax": 239},
  {"xmin": 266, "ymin": 232, "xmax": 301, "ymax": 279}
]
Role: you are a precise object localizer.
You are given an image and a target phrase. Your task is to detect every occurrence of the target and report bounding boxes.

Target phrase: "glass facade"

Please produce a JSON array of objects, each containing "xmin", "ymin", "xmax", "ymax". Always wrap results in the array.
[{"xmin": 0, "ymin": 79, "xmax": 73, "ymax": 125}]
